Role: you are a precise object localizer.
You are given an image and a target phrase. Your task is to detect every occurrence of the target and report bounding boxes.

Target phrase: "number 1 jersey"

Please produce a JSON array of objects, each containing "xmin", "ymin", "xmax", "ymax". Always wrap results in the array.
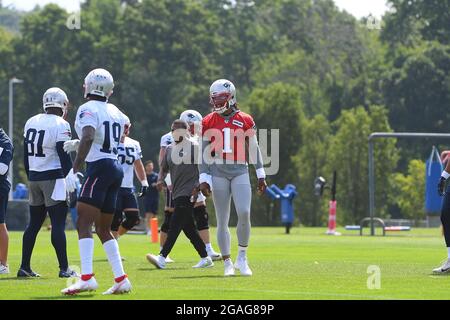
[{"xmin": 75, "ymin": 100, "xmax": 129, "ymax": 163}]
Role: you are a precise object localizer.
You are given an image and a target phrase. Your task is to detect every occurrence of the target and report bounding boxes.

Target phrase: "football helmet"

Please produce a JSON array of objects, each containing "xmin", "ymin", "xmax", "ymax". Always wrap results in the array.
[
  {"xmin": 209, "ymin": 79, "xmax": 236, "ymax": 114},
  {"xmin": 42, "ymin": 87, "xmax": 69, "ymax": 117},
  {"xmin": 83, "ymin": 68, "xmax": 114, "ymax": 99},
  {"xmin": 179, "ymin": 109, "xmax": 202, "ymax": 135}
]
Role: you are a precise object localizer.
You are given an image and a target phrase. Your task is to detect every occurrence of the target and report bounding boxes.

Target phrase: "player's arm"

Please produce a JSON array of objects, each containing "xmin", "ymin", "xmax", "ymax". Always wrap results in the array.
[
  {"xmin": 438, "ymin": 158, "xmax": 450, "ymax": 196},
  {"xmin": 56, "ymin": 123, "xmax": 73, "ymax": 177},
  {"xmin": 198, "ymin": 121, "xmax": 212, "ymax": 196},
  {"xmin": 23, "ymin": 133, "xmax": 30, "ymax": 178},
  {"xmin": 134, "ymin": 159, "xmax": 149, "ymax": 197},
  {"xmin": 73, "ymin": 126, "xmax": 95, "ymax": 173},
  {"xmin": 0, "ymin": 140, "xmax": 13, "ymax": 176},
  {"xmin": 246, "ymin": 120, "xmax": 267, "ymax": 195},
  {"xmin": 156, "ymin": 151, "xmax": 169, "ymax": 192}
]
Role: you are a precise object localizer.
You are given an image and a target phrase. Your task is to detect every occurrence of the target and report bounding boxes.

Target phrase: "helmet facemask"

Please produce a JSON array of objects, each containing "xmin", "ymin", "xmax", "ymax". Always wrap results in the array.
[{"xmin": 210, "ymin": 92, "xmax": 232, "ymax": 114}]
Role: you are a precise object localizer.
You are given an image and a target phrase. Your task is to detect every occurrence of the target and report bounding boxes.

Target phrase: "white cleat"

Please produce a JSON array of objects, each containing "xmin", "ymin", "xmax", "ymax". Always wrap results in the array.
[
  {"xmin": 224, "ymin": 258, "xmax": 235, "ymax": 276},
  {"xmin": 235, "ymin": 256, "xmax": 253, "ymax": 276},
  {"xmin": 192, "ymin": 256, "xmax": 214, "ymax": 268},
  {"xmin": 165, "ymin": 256, "xmax": 175, "ymax": 263},
  {"xmin": 61, "ymin": 277, "xmax": 98, "ymax": 295},
  {"xmin": 0, "ymin": 264, "xmax": 9, "ymax": 275},
  {"xmin": 433, "ymin": 259, "xmax": 450, "ymax": 274},
  {"xmin": 146, "ymin": 254, "xmax": 166, "ymax": 269},
  {"xmin": 207, "ymin": 249, "xmax": 222, "ymax": 261},
  {"xmin": 103, "ymin": 276, "xmax": 132, "ymax": 295}
]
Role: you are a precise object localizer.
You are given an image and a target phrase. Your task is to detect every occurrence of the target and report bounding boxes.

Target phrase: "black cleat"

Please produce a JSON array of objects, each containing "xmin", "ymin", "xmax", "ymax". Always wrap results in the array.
[
  {"xmin": 59, "ymin": 268, "xmax": 79, "ymax": 278},
  {"xmin": 17, "ymin": 268, "xmax": 40, "ymax": 278}
]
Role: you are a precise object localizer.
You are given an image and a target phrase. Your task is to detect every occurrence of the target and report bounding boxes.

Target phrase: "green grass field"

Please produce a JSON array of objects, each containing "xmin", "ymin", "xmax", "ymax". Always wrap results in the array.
[{"xmin": 0, "ymin": 227, "xmax": 449, "ymax": 300}]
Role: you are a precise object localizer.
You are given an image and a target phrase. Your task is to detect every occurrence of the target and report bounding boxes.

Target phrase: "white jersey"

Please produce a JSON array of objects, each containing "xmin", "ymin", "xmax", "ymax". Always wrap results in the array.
[
  {"xmin": 75, "ymin": 100, "xmax": 129, "ymax": 162},
  {"xmin": 24, "ymin": 113, "xmax": 72, "ymax": 172},
  {"xmin": 160, "ymin": 132, "xmax": 173, "ymax": 148},
  {"xmin": 118, "ymin": 136, "xmax": 142, "ymax": 188}
]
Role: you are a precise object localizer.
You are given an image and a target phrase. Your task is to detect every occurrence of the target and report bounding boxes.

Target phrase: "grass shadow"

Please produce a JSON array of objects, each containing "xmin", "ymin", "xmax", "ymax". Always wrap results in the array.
[
  {"xmin": 170, "ymin": 275, "xmax": 228, "ymax": 280},
  {"xmin": 33, "ymin": 294, "xmax": 96, "ymax": 300}
]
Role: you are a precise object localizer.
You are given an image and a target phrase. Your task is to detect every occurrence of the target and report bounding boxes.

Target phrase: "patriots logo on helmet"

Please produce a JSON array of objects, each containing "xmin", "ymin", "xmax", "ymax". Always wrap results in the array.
[{"xmin": 223, "ymin": 82, "xmax": 231, "ymax": 88}]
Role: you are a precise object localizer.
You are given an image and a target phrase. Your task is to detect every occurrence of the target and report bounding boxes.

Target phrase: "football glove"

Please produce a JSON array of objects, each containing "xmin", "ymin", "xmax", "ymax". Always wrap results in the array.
[
  {"xmin": 63, "ymin": 139, "xmax": 80, "ymax": 153},
  {"xmin": 66, "ymin": 169, "xmax": 83, "ymax": 193}
]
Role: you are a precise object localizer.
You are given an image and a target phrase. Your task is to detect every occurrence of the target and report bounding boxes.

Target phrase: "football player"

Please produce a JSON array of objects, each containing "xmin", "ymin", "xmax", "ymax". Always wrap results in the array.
[
  {"xmin": 111, "ymin": 120, "xmax": 148, "ymax": 238},
  {"xmin": 179, "ymin": 109, "xmax": 221, "ymax": 261},
  {"xmin": 18, "ymin": 88, "xmax": 77, "ymax": 278},
  {"xmin": 436, "ymin": 151, "xmax": 450, "ymax": 273},
  {"xmin": 146, "ymin": 119, "xmax": 213, "ymax": 269},
  {"xmin": 199, "ymin": 79, "xmax": 267, "ymax": 276},
  {"xmin": 61, "ymin": 68, "xmax": 131, "ymax": 295},
  {"xmin": 157, "ymin": 129, "xmax": 176, "ymax": 263},
  {"xmin": 0, "ymin": 128, "xmax": 13, "ymax": 275}
]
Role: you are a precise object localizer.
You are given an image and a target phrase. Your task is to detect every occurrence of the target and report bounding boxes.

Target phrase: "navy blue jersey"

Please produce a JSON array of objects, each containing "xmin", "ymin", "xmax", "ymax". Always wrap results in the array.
[
  {"xmin": 145, "ymin": 172, "xmax": 159, "ymax": 200},
  {"xmin": 0, "ymin": 128, "xmax": 13, "ymax": 191}
]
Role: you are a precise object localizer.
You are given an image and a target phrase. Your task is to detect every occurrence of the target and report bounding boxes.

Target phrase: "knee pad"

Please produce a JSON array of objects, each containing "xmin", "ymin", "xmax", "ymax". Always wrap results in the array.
[
  {"xmin": 111, "ymin": 211, "xmax": 123, "ymax": 232},
  {"xmin": 193, "ymin": 205, "xmax": 209, "ymax": 231},
  {"xmin": 122, "ymin": 211, "xmax": 140, "ymax": 230},
  {"xmin": 160, "ymin": 210, "xmax": 173, "ymax": 233}
]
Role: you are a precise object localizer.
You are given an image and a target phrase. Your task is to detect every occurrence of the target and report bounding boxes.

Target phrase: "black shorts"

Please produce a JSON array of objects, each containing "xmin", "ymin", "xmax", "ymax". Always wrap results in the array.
[
  {"xmin": 144, "ymin": 197, "xmax": 158, "ymax": 214},
  {"xmin": 78, "ymin": 159, "xmax": 124, "ymax": 214},
  {"xmin": 116, "ymin": 187, "xmax": 138, "ymax": 212}
]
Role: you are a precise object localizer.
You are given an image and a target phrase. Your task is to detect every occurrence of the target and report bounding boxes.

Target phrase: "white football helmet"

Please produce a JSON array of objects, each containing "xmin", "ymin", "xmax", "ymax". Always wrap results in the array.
[
  {"xmin": 42, "ymin": 87, "xmax": 69, "ymax": 117},
  {"xmin": 209, "ymin": 79, "xmax": 236, "ymax": 114},
  {"xmin": 83, "ymin": 68, "xmax": 114, "ymax": 99},
  {"xmin": 180, "ymin": 109, "xmax": 202, "ymax": 136}
]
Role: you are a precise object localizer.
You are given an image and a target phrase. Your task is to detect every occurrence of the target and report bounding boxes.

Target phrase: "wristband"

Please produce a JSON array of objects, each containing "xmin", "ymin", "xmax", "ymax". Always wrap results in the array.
[
  {"xmin": 442, "ymin": 171, "xmax": 450, "ymax": 180},
  {"xmin": 140, "ymin": 180, "xmax": 149, "ymax": 187},
  {"xmin": 256, "ymin": 168, "xmax": 266, "ymax": 179}
]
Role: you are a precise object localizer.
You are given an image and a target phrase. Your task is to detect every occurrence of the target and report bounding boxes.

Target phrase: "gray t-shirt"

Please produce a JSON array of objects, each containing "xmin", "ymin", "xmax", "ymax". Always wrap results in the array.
[{"xmin": 161, "ymin": 138, "xmax": 199, "ymax": 200}]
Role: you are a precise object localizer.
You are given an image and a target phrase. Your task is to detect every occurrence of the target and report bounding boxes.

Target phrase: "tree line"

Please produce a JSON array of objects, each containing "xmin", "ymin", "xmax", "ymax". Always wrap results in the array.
[{"xmin": 0, "ymin": 0, "xmax": 449, "ymax": 226}]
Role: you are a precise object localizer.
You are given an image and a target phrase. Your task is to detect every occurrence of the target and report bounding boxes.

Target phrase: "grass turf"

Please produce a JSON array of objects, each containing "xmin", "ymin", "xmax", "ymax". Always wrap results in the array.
[{"xmin": 0, "ymin": 227, "xmax": 449, "ymax": 300}]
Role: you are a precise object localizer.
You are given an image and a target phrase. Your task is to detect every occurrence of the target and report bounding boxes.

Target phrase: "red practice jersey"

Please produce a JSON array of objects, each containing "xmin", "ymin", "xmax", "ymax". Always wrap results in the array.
[{"xmin": 202, "ymin": 110, "xmax": 256, "ymax": 163}]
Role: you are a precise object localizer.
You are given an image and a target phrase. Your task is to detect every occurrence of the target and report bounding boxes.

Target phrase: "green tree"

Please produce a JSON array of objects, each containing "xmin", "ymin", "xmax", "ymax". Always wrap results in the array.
[{"xmin": 390, "ymin": 159, "xmax": 426, "ymax": 224}]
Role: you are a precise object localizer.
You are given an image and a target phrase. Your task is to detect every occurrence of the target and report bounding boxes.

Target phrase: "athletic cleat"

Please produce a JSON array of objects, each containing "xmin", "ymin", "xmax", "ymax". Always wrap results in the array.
[
  {"xmin": 235, "ymin": 256, "xmax": 253, "ymax": 276},
  {"xmin": 433, "ymin": 259, "xmax": 450, "ymax": 274},
  {"xmin": 192, "ymin": 256, "xmax": 214, "ymax": 268},
  {"xmin": 0, "ymin": 264, "xmax": 9, "ymax": 275},
  {"xmin": 61, "ymin": 276, "xmax": 98, "ymax": 295},
  {"xmin": 224, "ymin": 258, "xmax": 235, "ymax": 276},
  {"xmin": 146, "ymin": 254, "xmax": 166, "ymax": 269},
  {"xmin": 165, "ymin": 256, "xmax": 175, "ymax": 263},
  {"xmin": 17, "ymin": 268, "xmax": 40, "ymax": 278},
  {"xmin": 208, "ymin": 249, "xmax": 222, "ymax": 261},
  {"xmin": 59, "ymin": 268, "xmax": 79, "ymax": 278},
  {"xmin": 103, "ymin": 276, "xmax": 132, "ymax": 295}
]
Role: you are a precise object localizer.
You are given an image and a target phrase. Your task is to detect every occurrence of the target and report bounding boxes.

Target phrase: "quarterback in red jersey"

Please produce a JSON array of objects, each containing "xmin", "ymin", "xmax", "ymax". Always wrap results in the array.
[{"xmin": 199, "ymin": 79, "xmax": 267, "ymax": 277}]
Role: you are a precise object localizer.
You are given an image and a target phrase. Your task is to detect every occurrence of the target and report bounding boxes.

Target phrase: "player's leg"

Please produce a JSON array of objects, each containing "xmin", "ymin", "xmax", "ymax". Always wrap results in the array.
[
  {"xmin": 19, "ymin": 205, "xmax": 47, "ymax": 277},
  {"xmin": 146, "ymin": 198, "xmax": 184, "ymax": 269},
  {"xmin": 159, "ymin": 209, "xmax": 175, "ymax": 263},
  {"xmin": 97, "ymin": 168, "xmax": 131, "ymax": 295},
  {"xmin": 18, "ymin": 181, "xmax": 47, "ymax": 277},
  {"xmin": 46, "ymin": 202, "xmax": 71, "ymax": 277},
  {"xmin": 193, "ymin": 204, "xmax": 221, "ymax": 260},
  {"xmin": 111, "ymin": 190, "xmax": 124, "ymax": 239},
  {"xmin": 230, "ymin": 173, "xmax": 252, "ymax": 276},
  {"xmin": 180, "ymin": 201, "xmax": 213, "ymax": 268},
  {"xmin": 119, "ymin": 210, "xmax": 140, "ymax": 236},
  {"xmin": 117, "ymin": 190, "xmax": 140, "ymax": 236},
  {"xmin": 211, "ymin": 175, "xmax": 234, "ymax": 276},
  {"xmin": 0, "ymin": 190, "xmax": 9, "ymax": 274},
  {"xmin": 434, "ymin": 187, "xmax": 450, "ymax": 273}
]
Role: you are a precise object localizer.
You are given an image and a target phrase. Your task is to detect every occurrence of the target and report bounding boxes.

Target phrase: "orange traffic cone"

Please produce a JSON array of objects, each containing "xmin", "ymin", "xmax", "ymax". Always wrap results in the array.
[{"xmin": 150, "ymin": 218, "xmax": 159, "ymax": 243}]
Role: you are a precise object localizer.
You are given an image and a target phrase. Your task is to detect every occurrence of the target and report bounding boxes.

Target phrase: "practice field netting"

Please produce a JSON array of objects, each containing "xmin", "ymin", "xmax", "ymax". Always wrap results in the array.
[{"xmin": 0, "ymin": 227, "xmax": 449, "ymax": 300}]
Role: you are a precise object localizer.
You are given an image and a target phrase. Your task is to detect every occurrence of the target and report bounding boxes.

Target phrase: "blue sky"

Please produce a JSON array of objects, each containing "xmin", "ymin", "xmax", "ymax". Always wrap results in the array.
[{"xmin": 3, "ymin": 0, "xmax": 390, "ymax": 18}]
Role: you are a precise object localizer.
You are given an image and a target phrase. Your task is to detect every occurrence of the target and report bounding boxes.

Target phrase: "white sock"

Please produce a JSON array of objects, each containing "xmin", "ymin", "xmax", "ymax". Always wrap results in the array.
[
  {"xmin": 79, "ymin": 238, "xmax": 94, "ymax": 276},
  {"xmin": 103, "ymin": 239, "xmax": 125, "ymax": 279},
  {"xmin": 447, "ymin": 247, "xmax": 450, "ymax": 260},
  {"xmin": 160, "ymin": 246, "xmax": 163, "ymax": 252},
  {"xmin": 205, "ymin": 243, "xmax": 212, "ymax": 252},
  {"xmin": 238, "ymin": 245, "xmax": 248, "ymax": 258}
]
